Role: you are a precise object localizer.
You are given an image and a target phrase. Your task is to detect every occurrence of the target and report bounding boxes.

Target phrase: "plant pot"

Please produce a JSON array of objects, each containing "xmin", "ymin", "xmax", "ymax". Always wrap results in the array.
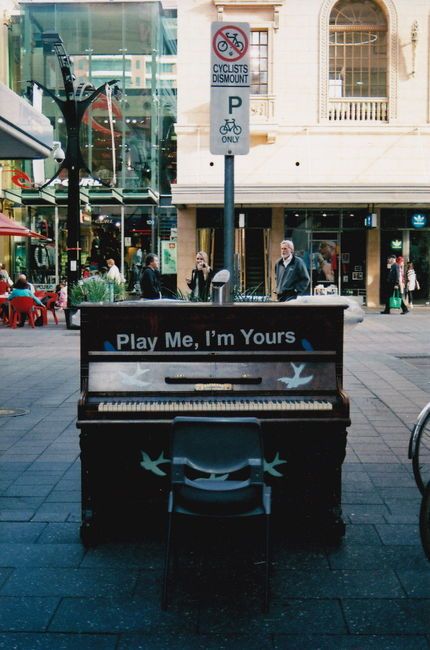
[{"xmin": 64, "ymin": 307, "xmax": 81, "ymax": 330}]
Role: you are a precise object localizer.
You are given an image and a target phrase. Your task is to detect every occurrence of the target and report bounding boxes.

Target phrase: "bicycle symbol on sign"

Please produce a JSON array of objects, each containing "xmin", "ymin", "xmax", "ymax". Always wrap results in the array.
[
  {"xmin": 219, "ymin": 119, "xmax": 242, "ymax": 136},
  {"xmin": 217, "ymin": 32, "xmax": 244, "ymax": 56}
]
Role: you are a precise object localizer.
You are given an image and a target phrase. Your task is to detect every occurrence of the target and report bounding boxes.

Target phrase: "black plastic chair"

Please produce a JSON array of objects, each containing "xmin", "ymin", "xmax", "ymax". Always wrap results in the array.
[{"xmin": 161, "ymin": 416, "xmax": 271, "ymax": 611}]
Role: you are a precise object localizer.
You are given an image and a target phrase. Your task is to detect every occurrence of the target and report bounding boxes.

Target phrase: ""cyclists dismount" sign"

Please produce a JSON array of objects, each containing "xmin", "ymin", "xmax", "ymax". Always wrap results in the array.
[{"xmin": 210, "ymin": 22, "xmax": 250, "ymax": 156}]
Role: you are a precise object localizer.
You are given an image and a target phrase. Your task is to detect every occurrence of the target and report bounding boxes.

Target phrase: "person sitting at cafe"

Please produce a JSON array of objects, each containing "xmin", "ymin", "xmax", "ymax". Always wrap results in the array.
[
  {"xmin": 2, "ymin": 277, "xmax": 44, "ymax": 326},
  {"xmin": 0, "ymin": 263, "xmax": 13, "ymax": 288},
  {"xmin": 16, "ymin": 273, "xmax": 35, "ymax": 294}
]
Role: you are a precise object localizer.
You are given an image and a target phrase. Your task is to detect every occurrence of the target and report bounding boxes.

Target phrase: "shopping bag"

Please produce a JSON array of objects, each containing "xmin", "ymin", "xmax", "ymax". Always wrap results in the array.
[{"xmin": 389, "ymin": 289, "xmax": 401, "ymax": 309}]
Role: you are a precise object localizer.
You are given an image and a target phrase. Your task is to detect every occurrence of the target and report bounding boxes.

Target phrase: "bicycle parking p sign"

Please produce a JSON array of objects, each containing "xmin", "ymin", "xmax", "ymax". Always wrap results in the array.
[{"xmin": 210, "ymin": 22, "xmax": 250, "ymax": 155}]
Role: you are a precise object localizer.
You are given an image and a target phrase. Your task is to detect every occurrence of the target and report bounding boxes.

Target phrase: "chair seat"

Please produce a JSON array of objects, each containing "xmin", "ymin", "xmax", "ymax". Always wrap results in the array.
[{"xmin": 175, "ymin": 480, "xmax": 266, "ymax": 516}]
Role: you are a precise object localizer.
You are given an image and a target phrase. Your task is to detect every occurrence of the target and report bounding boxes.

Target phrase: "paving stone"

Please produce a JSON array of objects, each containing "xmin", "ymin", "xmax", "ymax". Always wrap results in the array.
[
  {"xmin": 271, "ymin": 569, "xmax": 404, "ymax": 598},
  {"xmin": 272, "ymin": 634, "xmax": 430, "ymax": 649},
  {"xmin": 0, "ymin": 567, "xmax": 137, "ymax": 597},
  {"xmin": 118, "ymin": 633, "xmax": 273, "ymax": 649},
  {"xmin": 49, "ymin": 596, "xmax": 197, "ymax": 633},
  {"xmin": 0, "ymin": 522, "xmax": 46, "ymax": 542},
  {"xmin": 0, "ymin": 634, "xmax": 118, "ymax": 650},
  {"xmin": 0, "ymin": 597, "xmax": 59, "ymax": 631},
  {"xmin": 0, "ymin": 543, "xmax": 84, "ymax": 568},
  {"xmin": 199, "ymin": 599, "xmax": 347, "ymax": 634},
  {"xmin": 343, "ymin": 598, "xmax": 430, "ymax": 634}
]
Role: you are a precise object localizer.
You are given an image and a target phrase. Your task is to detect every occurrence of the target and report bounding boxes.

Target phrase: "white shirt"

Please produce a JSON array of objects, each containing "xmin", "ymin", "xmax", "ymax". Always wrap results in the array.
[
  {"xmin": 282, "ymin": 254, "xmax": 293, "ymax": 268},
  {"xmin": 106, "ymin": 264, "xmax": 122, "ymax": 283}
]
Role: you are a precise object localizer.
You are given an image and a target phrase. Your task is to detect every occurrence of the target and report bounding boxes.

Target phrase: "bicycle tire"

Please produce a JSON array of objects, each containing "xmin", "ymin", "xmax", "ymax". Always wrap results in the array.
[
  {"xmin": 419, "ymin": 481, "xmax": 430, "ymax": 561},
  {"xmin": 217, "ymin": 40, "xmax": 228, "ymax": 53},
  {"xmin": 412, "ymin": 408, "xmax": 430, "ymax": 495}
]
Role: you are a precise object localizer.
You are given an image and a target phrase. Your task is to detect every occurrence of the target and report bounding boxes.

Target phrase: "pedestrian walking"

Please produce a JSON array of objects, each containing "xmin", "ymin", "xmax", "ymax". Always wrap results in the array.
[
  {"xmin": 381, "ymin": 254, "xmax": 409, "ymax": 314},
  {"xmin": 405, "ymin": 261, "xmax": 420, "ymax": 309}
]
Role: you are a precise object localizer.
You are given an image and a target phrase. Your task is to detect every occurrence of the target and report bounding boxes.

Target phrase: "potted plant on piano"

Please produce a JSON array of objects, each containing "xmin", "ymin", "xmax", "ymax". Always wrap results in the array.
[{"xmin": 65, "ymin": 278, "xmax": 126, "ymax": 329}]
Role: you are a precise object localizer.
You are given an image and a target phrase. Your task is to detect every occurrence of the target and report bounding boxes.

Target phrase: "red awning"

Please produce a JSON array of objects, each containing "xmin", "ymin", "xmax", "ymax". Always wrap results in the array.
[{"xmin": 0, "ymin": 212, "xmax": 46, "ymax": 238}]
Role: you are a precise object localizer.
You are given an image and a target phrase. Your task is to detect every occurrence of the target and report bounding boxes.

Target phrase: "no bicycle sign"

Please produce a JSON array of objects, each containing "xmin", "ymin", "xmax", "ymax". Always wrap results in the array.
[{"xmin": 210, "ymin": 22, "xmax": 250, "ymax": 156}]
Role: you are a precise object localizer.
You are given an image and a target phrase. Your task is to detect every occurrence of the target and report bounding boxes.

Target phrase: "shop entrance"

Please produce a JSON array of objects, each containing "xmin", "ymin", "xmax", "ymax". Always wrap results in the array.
[
  {"xmin": 410, "ymin": 231, "xmax": 430, "ymax": 303},
  {"xmin": 197, "ymin": 227, "xmax": 271, "ymax": 295},
  {"xmin": 196, "ymin": 208, "xmax": 272, "ymax": 296}
]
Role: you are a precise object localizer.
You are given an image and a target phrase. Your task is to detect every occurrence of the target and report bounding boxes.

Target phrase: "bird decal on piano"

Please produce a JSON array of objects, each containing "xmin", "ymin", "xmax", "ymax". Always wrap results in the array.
[
  {"xmin": 139, "ymin": 449, "xmax": 287, "ymax": 479},
  {"xmin": 140, "ymin": 450, "xmax": 170, "ymax": 476},
  {"xmin": 119, "ymin": 364, "xmax": 150, "ymax": 388},
  {"xmin": 278, "ymin": 363, "xmax": 314, "ymax": 389},
  {"xmin": 264, "ymin": 452, "xmax": 287, "ymax": 477}
]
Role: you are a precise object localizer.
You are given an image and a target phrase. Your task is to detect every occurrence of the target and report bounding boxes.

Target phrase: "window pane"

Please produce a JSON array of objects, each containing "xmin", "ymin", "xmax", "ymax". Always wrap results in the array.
[{"xmin": 250, "ymin": 30, "xmax": 268, "ymax": 95}]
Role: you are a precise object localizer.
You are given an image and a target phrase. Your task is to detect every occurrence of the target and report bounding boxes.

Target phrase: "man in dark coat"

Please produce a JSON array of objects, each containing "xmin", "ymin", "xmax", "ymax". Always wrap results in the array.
[
  {"xmin": 381, "ymin": 254, "xmax": 408, "ymax": 314},
  {"xmin": 274, "ymin": 240, "xmax": 310, "ymax": 301},
  {"xmin": 140, "ymin": 253, "xmax": 162, "ymax": 299}
]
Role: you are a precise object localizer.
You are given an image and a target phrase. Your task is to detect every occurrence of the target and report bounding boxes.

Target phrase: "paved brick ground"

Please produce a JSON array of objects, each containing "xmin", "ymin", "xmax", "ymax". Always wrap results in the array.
[{"xmin": 0, "ymin": 306, "xmax": 429, "ymax": 649}]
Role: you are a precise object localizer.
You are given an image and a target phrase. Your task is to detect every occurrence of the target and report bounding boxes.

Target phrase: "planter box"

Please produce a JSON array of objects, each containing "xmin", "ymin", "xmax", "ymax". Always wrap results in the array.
[{"xmin": 64, "ymin": 307, "xmax": 81, "ymax": 330}]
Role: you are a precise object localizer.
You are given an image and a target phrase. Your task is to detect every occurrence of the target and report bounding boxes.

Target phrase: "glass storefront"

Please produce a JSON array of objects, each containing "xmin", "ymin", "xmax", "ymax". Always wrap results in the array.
[
  {"xmin": 380, "ymin": 209, "xmax": 430, "ymax": 304},
  {"xmin": 5, "ymin": 2, "xmax": 177, "ymax": 287},
  {"xmin": 285, "ymin": 208, "xmax": 367, "ymax": 301}
]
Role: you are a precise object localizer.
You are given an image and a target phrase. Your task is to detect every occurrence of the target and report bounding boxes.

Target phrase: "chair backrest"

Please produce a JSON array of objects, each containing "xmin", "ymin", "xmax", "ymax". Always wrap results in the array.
[
  {"xmin": 171, "ymin": 417, "xmax": 263, "ymax": 477},
  {"xmin": 10, "ymin": 296, "xmax": 35, "ymax": 313},
  {"xmin": 0, "ymin": 280, "xmax": 9, "ymax": 294}
]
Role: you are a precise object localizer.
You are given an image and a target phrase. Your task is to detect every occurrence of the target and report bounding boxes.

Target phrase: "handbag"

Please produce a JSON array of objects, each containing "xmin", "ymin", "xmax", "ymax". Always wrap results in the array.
[{"xmin": 389, "ymin": 288, "xmax": 402, "ymax": 309}]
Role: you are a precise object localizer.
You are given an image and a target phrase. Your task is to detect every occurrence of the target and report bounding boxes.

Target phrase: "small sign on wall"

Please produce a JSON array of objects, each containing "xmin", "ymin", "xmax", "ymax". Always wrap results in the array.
[{"xmin": 161, "ymin": 241, "xmax": 177, "ymax": 274}]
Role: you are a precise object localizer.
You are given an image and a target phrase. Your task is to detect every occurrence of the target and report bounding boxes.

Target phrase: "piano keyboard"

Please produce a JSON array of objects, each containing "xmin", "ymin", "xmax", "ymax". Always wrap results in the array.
[{"xmin": 97, "ymin": 398, "xmax": 333, "ymax": 413}]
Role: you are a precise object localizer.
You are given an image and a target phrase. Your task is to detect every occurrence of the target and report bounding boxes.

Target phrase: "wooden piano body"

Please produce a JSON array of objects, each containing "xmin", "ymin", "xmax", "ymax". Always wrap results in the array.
[{"xmin": 78, "ymin": 302, "xmax": 350, "ymax": 545}]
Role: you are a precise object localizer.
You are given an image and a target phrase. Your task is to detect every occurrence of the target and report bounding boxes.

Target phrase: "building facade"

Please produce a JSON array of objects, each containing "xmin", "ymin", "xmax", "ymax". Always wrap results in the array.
[
  {"xmin": 173, "ymin": 0, "xmax": 430, "ymax": 306},
  {"xmin": 0, "ymin": 0, "xmax": 178, "ymax": 293}
]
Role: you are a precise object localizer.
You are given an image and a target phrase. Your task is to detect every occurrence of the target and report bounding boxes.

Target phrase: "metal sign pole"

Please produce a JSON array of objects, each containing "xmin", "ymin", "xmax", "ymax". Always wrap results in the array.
[
  {"xmin": 224, "ymin": 154, "xmax": 234, "ymax": 301},
  {"xmin": 210, "ymin": 21, "xmax": 250, "ymax": 303}
]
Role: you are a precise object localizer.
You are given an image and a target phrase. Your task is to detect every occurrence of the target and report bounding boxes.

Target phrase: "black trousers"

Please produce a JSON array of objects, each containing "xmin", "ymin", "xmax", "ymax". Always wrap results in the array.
[{"xmin": 278, "ymin": 291, "xmax": 297, "ymax": 302}]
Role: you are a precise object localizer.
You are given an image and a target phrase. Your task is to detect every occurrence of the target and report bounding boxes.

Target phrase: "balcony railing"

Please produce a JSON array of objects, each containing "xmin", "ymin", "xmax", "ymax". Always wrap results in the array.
[{"xmin": 328, "ymin": 98, "xmax": 388, "ymax": 122}]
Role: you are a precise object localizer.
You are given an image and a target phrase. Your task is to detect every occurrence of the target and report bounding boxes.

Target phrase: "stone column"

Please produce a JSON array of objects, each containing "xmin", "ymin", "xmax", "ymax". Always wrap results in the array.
[
  {"xmin": 271, "ymin": 207, "xmax": 284, "ymax": 299},
  {"xmin": 177, "ymin": 207, "xmax": 196, "ymax": 295},
  {"xmin": 366, "ymin": 227, "xmax": 381, "ymax": 308}
]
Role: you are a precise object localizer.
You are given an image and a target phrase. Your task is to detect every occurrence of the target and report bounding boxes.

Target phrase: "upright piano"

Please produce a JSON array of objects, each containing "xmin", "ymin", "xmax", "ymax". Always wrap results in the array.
[{"xmin": 77, "ymin": 302, "xmax": 350, "ymax": 545}]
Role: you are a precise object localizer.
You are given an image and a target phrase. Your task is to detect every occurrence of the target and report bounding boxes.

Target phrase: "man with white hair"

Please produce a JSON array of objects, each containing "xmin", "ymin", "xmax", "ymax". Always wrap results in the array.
[{"xmin": 274, "ymin": 240, "xmax": 310, "ymax": 302}]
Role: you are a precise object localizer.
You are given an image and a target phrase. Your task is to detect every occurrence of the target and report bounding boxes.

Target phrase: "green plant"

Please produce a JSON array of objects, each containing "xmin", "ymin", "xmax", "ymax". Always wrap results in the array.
[
  {"xmin": 69, "ymin": 278, "xmax": 125, "ymax": 306},
  {"xmin": 233, "ymin": 285, "xmax": 272, "ymax": 302}
]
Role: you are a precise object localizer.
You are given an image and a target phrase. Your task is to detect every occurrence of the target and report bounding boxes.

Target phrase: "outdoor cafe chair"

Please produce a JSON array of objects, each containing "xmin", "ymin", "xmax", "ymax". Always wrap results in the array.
[
  {"xmin": 161, "ymin": 416, "xmax": 272, "ymax": 612},
  {"xmin": 9, "ymin": 296, "xmax": 46, "ymax": 328}
]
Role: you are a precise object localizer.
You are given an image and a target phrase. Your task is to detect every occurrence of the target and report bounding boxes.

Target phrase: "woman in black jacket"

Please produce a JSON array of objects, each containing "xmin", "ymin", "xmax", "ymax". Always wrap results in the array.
[{"xmin": 186, "ymin": 251, "xmax": 214, "ymax": 301}]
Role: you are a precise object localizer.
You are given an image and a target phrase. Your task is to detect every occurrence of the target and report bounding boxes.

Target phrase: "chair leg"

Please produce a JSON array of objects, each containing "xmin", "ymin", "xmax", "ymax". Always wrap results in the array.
[
  {"xmin": 263, "ymin": 514, "xmax": 270, "ymax": 613},
  {"xmin": 161, "ymin": 511, "xmax": 174, "ymax": 610}
]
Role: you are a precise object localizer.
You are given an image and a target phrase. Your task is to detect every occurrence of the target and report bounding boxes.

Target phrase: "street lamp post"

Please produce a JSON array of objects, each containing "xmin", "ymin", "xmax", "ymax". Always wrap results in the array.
[{"xmin": 32, "ymin": 31, "xmax": 118, "ymax": 304}]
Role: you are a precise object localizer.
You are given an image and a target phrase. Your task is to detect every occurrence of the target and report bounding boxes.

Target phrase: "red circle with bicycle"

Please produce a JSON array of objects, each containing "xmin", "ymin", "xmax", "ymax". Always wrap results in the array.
[{"xmin": 212, "ymin": 25, "xmax": 249, "ymax": 62}]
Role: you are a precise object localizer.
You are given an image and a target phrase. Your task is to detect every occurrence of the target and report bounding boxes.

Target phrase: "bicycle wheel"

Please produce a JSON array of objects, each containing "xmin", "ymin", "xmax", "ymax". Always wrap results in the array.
[
  {"xmin": 419, "ymin": 482, "xmax": 430, "ymax": 561},
  {"xmin": 412, "ymin": 409, "xmax": 430, "ymax": 495}
]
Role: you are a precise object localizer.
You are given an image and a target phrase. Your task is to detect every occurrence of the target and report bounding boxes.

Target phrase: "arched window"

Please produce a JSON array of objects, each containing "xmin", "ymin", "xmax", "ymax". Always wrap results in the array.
[
  {"xmin": 329, "ymin": 0, "xmax": 387, "ymax": 99},
  {"xmin": 320, "ymin": 0, "xmax": 397, "ymax": 122}
]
